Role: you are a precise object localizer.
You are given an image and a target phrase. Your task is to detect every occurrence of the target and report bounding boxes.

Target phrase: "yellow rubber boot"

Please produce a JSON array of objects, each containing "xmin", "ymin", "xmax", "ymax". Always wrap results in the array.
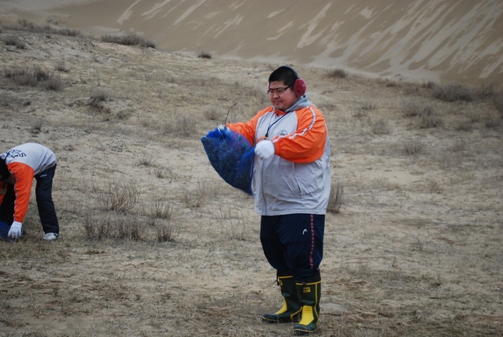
[
  {"xmin": 262, "ymin": 275, "xmax": 301, "ymax": 323},
  {"xmin": 293, "ymin": 280, "xmax": 321, "ymax": 335}
]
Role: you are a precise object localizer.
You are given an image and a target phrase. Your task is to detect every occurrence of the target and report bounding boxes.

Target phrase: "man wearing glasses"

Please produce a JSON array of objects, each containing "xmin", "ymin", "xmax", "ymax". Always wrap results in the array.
[{"xmin": 223, "ymin": 66, "xmax": 330, "ymax": 335}]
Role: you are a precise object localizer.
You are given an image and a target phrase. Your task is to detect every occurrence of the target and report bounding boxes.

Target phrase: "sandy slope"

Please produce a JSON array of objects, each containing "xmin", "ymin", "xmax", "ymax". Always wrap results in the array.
[{"xmin": 1, "ymin": 0, "xmax": 502, "ymax": 87}]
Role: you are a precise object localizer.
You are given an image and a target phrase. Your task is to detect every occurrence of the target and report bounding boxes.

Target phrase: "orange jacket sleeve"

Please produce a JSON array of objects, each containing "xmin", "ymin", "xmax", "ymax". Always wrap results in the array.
[
  {"xmin": 272, "ymin": 107, "xmax": 327, "ymax": 164},
  {"xmin": 7, "ymin": 162, "xmax": 35, "ymax": 223},
  {"xmin": 226, "ymin": 108, "xmax": 271, "ymax": 146}
]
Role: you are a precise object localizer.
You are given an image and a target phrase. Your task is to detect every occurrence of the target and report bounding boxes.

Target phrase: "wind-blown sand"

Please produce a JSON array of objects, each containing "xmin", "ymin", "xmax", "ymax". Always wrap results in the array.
[{"xmin": 1, "ymin": 0, "xmax": 502, "ymax": 87}]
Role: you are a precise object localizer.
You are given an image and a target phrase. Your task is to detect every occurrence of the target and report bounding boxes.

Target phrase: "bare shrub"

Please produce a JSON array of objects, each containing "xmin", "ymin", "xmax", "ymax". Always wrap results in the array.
[
  {"xmin": 401, "ymin": 100, "xmax": 434, "ymax": 118},
  {"xmin": 432, "ymin": 83, "xmax": 474, "ymax": 102},
  {"xmin": 88, "ymin": 87, "xmax": 109, "ymax": 109},
  {"xmin": 31, "ymin": 118, "xmax": 43, "ymax": 134},
  {"xmin": 466, "ymin": 110, "xmax": 481, "ymax": 123},
  {"xmin": 18, "ymin": 18, "xmax": 35, "ymax": 30},
  {"xmin": 327, "ymin": 182, "xmax": 344, "ymax": 214},
  {"xmin": 154, "ymin": 168, "xmax": 172, "ymax": 180},
  {"xmin": 371, "ymin": 118, "xmax": 391, "ymax": 135},
  {"xmin": 476, "ymin": 83, "xmax": 496, "ymax": 100},
  {"xmin": 484, "ymin": 113, "xmax": 501, "ymax": 129},
  {"xmin": 55, "ymin": 61, "xmax": 70, "ymax": 73},
  {"xmin": 11, "ymin": 18, "xmax": 80, "ymax": 37},
  {"xmin": 492, "ymin": 91, "xmax": 503, "ymax": 115},
  {"xmin": 97, "ymin": 180, "xmax": 141, "ymax": 213},
  {"xmin": 182, "ymin": 182, "xmax": 209, "ymax": 208},
  {"xmin": 455, "ymin": 120, "xmax": 473, "ymax": 132},
  {"xmin": 4, "ymin": 66, "xmax": 39, "ymax": 87},
  {"xmin": 3, "ymin": 66, "xmax": 63, "ymax": 90},
  {"xmin": 3, "ymin": 35, "xmax": 25, "ymax": 49},
  {"xmin": 157, "ymin": 223, "xmax": 177, "ymax": 242},
  {"xmin": 327, "ymin": 68, "xmax": 347, "ymax": 79},
  {"xmin": 84, "ymin": 214, "xmax": 142, "ymax": 240},
  {"xmin": 46, "ymin": 15, "xmax": 59, "ymax": 25},
  {"xmin": 197, "ymin": 51, "xmax": 212, "ymax": 59},
  {"xmin": 0, "ymin": 92, "xmax": 19, "ymax": 108},
  {"xmin": 32, "ymin": 66, "xmax": 50, "ymax": 81},
  {"xmin": 417, "ymin": 109, "xmax": 443, "ymax": 128},
  {"xmin": 361, "ymin": 100, "xmax": 377, "ymax": 110},
  {"xmin": 449, "ymin": 140, "xmax": 466, "ymax": 152},
  {"xmin": 226, "ymin": 217, "xmax": 249, "ymax": 241},
  {"xmin": 136, "ymin": 154, "xmax": 155, "ymax": 167},
  {"xmin": 150, "ymin": 200, "xmax": 173, "ymax": 219},
  {"xmin": 54, "ymin": 28, "xmax": 80, "ymax": 37},
  {"xmin": 173, "ymin": 115, "xmax": 198, "ymax": 138},
  {"xmin": 101, "ymin": 33, "xmax": 156, "ymax": 48},
  {"xmin": 423, "ymin": 81, "xmax": 437, "ymax": 89},
  {"xmin": 404, "ymin": 139, "xmax": 424, "ymax": 155},
  {"xmin": 428, "ymin": 180, "xmax": 443, "ymax": 194},
  {"xmin": 352, "ymin": 108, "xmax": 368, "ymax": 118},
  {"xmin": 43, "ymin": 73, "xmax": 64, "ymax": 91},
  {"xmin": 204, "ymin": 107, "xmax": 221, "ymax": 121},
  {"xmin": 383, "ymin": 79, "xmax": 398, "ymax": 87}
]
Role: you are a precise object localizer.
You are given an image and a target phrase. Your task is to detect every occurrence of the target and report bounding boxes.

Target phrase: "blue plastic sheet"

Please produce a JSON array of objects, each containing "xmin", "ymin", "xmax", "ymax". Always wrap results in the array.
[
  {"xmin": 201, "ymin": 127, "xmax": 254, "ymax": 195},
  {"xmin": 0, "ymin": 221, "xmax": 13, "ymax": 242}
]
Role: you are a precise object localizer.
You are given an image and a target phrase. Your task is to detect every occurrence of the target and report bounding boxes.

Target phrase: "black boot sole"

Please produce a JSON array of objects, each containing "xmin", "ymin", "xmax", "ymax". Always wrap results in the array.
[{"xmin": 262, "ymin": 313, "xmax": 300, "ymax": 323}]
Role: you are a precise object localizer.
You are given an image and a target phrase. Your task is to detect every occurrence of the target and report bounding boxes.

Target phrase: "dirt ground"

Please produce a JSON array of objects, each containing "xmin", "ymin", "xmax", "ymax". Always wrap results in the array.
[{"xmin": 0, "ymin": 23, "xmax": 502, "ymax": 337}]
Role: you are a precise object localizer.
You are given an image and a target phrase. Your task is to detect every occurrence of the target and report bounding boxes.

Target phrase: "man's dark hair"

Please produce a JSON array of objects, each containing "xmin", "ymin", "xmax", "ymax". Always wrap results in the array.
[
  {"xmin": 269, "ymin": 66, "xmax": 298, "ymax": 88},
  {"xmin": 0, "ymin": 159, "xmax": 9, "ymax": 180}
]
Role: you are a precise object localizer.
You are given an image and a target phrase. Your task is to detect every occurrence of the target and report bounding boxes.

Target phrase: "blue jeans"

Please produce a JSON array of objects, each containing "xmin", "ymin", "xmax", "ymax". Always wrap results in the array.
[
  {"xmin": 0, "ymin": 165, "xmax": 59, "ymax": 234},
  {"xmin": 260, "ymin": 214, "xmax": 324, "ymax": 282}
]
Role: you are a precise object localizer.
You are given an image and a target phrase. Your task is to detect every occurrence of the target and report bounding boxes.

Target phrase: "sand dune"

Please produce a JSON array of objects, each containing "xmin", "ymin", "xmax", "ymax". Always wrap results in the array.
[{"xmin": 1, "ymin": 0, "xmax": 502, "ymax": 87}]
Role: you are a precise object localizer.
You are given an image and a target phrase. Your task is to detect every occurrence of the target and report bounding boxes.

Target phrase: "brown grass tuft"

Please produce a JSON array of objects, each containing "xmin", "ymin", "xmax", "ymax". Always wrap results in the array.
[
  {"xmin": 97, "ymin": 180, "xmax": 141, "ymax": 213},
  {"xmin": 327, "ymin": 68, "xmax": 347, "ymax": 79},
  {"xmin": 101, "ymin": 33, "xmax": 156, "ymax": 48},
  {"xmin": 327, "ymin": 182, "xmax": 344, "ymax": 213},
  {"xmin": 432, "ymin": 82, "xmax": 474, "ymax": 102}
]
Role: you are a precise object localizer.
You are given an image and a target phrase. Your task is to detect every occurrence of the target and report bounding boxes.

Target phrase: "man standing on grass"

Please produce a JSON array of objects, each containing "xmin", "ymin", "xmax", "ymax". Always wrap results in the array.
[
  {"xmin": 221, "ymin": 66, "xmax": 330, "ymax": 335},
  {"xmin": 0, "ymin": 143, "xmax": 59, "ymax": 241}
]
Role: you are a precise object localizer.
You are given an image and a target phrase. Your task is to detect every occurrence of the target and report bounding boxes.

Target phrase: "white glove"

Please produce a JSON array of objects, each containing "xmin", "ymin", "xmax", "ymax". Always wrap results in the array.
[
  {"xmin": 255, "ymin": 140, "xmax": 275, "ymax": 160},
  {"xmin": 217, "ymin": 124, "xmax": 228, "ymax": 135},
  {"xmin": 8, "ymin": 221, "xmax": 22, "ymax": 239}
]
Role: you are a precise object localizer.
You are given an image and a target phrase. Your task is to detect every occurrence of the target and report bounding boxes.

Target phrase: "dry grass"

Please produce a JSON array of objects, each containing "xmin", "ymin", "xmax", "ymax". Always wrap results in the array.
[
  {"xmin": 83, "ymin": 213, "xmax": 142, "ymax": 240},
  {"xmin": 401, "ymin": 100, "xmax": 434, "ymax": 118},
  {"xmin": 197, "ymin": 51, "xmax": 212, "ymax": 59},
  {"xmin": 96, "ymin": 180, "xmax": 141, "ymax": 213},
  {"xmin": 101, "ymin": 33, "xmax": 156, "ymax": 48},
  {"xmin": 327, "ymin": 68, "xmax": 347, "ymax": 79},
  {"xmin": 3, "ymin": 35, "xmax": 25, "ymax": 48},
  {"xmin": 327, "ymin": 182, "xmax": 344, "ymax": 213},
  {"xmin": 0, "ymin": 22, "xmax": 502, "ymax": 337},
  {"xmin": 432, "ymin": 82, "xmax": 474, "ymax": 102},
  {"xmin": 3, "ymin": 65, "xmax": 64, "ymax": 90}
]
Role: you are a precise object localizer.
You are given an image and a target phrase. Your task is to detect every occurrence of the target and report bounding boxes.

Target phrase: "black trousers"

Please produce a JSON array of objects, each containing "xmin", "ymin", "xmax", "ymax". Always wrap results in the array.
[
  {"xmin": 260, "ymin": 213, "xmax": 324, "ymax": 282},
  {"xmin": 0, "ymin": 165, "xmax": 59, "ymax": 234}
]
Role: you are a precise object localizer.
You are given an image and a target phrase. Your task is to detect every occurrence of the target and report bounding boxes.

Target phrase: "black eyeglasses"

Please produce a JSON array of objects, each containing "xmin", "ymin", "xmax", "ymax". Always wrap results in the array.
[{"xmin": 267, "ymin": 86, "xmax": 290, "ymax": 95}]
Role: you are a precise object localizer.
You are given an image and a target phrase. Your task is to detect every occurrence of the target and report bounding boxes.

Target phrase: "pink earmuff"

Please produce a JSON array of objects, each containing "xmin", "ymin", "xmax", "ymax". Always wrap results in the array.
[{"xmin": 293, "ymin": 77, "xmax": 306, "ymax": 96}]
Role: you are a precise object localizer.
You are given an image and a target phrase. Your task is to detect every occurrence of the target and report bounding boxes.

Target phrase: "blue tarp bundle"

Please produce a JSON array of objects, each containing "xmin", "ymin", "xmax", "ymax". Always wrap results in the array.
[
  {"xmin": 0, "ymin": 221, "xmax": 14, "ymax": 242},
  {"xmin": 201, "ymin": 127, "xmax": 254, "ymax": 195}
]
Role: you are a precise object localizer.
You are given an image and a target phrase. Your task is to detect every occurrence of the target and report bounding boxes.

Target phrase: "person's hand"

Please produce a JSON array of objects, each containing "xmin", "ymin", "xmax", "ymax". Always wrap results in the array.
[
  {"xmin": 8, "ymin": 221, "xmax": 22, "ymax": 239},
  {"xmin": 217, "ymin": 124, "xmax": 228, "ymax": 136},
  {"xmin": 255, "ymin": 140, "xmax": 275, "ymax": 159}
]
